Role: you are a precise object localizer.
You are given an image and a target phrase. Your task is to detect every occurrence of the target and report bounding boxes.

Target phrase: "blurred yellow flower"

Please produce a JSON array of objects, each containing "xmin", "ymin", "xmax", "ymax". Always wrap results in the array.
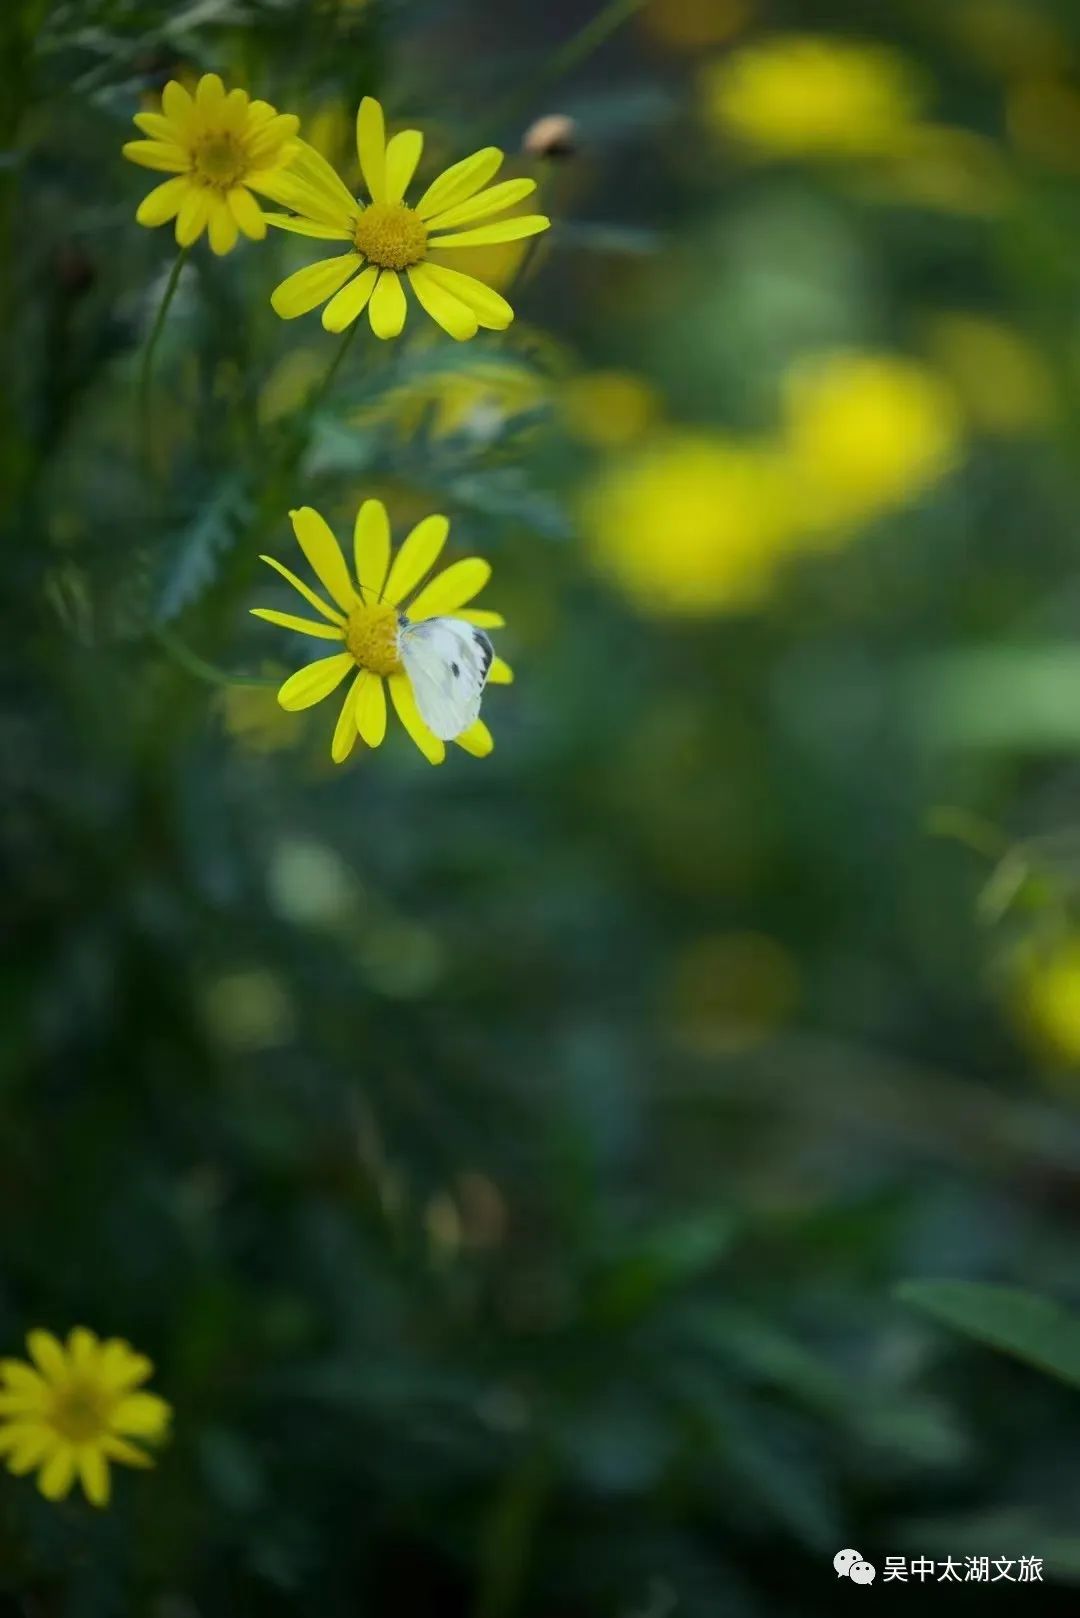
[
  {"xmin": 702, "ymin": 34, "xmax": 923, "ymax": 159},
  {"xmin": 252, "ymin": 501, "xmax": 512, "ymax": 765},
  {"xmin": 781, "ymin": 351, "xmax": 963, "ymax": 535},
  {"xmin": 583, "ymin": 432, "xmax": 796, "ymax": 615},
  {"xmin": 563, "ymin": 370, "xmax": 659, "ymax": 448},
  {"xmin": 1010, "ymin": 935, "xmax": 1080, "ymax": 1069},
  {"xmin": 123, "ymin": 73, "xmax": 300, "ymax": 254},
  {"xmin": 0, "ymin": 1329, "xmax": 170, "ymax": 1508},
  {"xmin": 926, "ymin": 313, "xmax": 1053, "ymax": 435},
  {"xmin": 266, "ymin": 97, "xmax": 549, "ymax": 340},
  {"xmin": 218, "ymin": 674, "xmax": 298, "ymax": 753}
]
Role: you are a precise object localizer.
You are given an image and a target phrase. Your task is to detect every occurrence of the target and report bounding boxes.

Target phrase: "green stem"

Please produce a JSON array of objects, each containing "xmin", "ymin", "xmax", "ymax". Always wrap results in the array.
[
  {"xmin": 477, "ymin": 0, "xmax": 648, "ymax": 139},
  {"xmin": 305, "ymin": 317, "xmax": 360, "ymax": 417},
  {"xmin": 153, "ymin": 625, "xmax": 278, "ymax": 689},
  {"xmin": 138, "ymin": 246, "xmax": 188, "ymax": 465}
]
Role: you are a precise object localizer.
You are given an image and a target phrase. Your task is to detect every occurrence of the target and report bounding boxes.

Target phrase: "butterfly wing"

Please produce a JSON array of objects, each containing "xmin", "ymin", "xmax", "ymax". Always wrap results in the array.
[{"xmin": 398, "ymin": 617, "xmax": 494, "ymax": 740}]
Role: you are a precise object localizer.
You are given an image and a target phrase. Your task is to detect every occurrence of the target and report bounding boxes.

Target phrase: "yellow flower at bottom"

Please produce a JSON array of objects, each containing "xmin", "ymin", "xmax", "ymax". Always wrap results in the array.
[
  {"xmin": 0, "ymin": 1328, "xmax": 171, "ymax": 1507},
  {"xmin": 583, "ymin": 432, "xmax": 797, "ymax": 615},
  {"xmin": 123, "ymin": 72, "xmax": 300, "ymax": 255},
  {"xmin": 252, "ymin": 501, "xmax": 513, "ymax": 765},
  {"xmin": 264, "ymin": 96, "xmax": 550, "ymax": 340}
]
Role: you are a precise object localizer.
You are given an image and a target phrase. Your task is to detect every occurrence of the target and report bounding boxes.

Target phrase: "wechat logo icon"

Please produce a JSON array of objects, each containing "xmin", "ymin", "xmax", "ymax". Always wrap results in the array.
[{"xmin": 834, "ymin": 1549, "xmax": 876, "ymax": 1585}]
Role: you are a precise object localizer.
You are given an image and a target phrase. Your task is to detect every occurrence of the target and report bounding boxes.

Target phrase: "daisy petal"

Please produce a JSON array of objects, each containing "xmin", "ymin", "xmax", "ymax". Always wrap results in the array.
[
  {"xmin": 489, "ymin": 656, "xmax": 513, "ymax": 684},
  {"xmin": 175, "ymin": 186, "xmax": 213, "ymax": 246},
  {"xmin": 250, "ymin": 608, "xmax": 344, "ymax": 641},
  {"xmin": 208, "ymin": 197, "xmax": 239, "ymax": 256},
  {"xmin": 133, "ymin": 112, "xmax": 181, "ymax": 143},
  {"xmin": 78, "ymin": 1447, "xmax": 110, "ymax": 1508},
  {"xmin": 135, "ymin": 175, "xmax": 189, "ymax": 227},
  {"xmin": 357, "ymin": 96, "xmax": 387, "ymax": 202},
  {"xmin": 277, "ymin": 652, "xmax": 354, "ymax": 711},
  {"xmin": 407, "ymin": 265, "xmax": 478, "ymax": 341},
  {"xmin": 67, "ymin": 1328, "xmax": 97, "ymax": 1369},
  {"xmin": 459, "ymin": 608, "xmax": 506, "ymax": 628},
  {"xmin": 455, "ymin": 719, "xmax": 494, "ymax": 757},
  {"xmin": 430, "ymin": 215, "xmax": 550, "ymax": 249},
  {"xmin": 161, "ymin": 81, "xmax": 195, "ymax": 132},
  {"xmin": 408, "ymin": 557, "xmax": 491, "ymax": 619},
  {"xmin": 414, "ymin": 263, "xmax": 513, "ymax": 330},
  {"xmin": 262, "ymin": 212, "xmax": 353, "ymax": 240},
  {"xmin": 271, "ymin": 254, "xmax": 363, "ymax": 319},
  {"xmin": 353, "ymin": 499, "xmax": 391, "ymax": 601},
  {"xmin": 322, "ymin": 264, "xmax": 379, "ymax": 332},
  {"xmin": 27, "ymin": 1331, "xmax": 67, "ymax": 1385},
  {"xmin": 389, "ymin": 674, "xmax": 445, "ymax": 764},
  {"xmin": 195, "ymin": 73, "xmax": 225, "ymax": 114},
  {"xmin": 228, "ymin": 186, "xmax": 266, "ymax": 240},
  {"xmin": 98, "ymin": 1341, "xmax": 153, "ymax": 1392},
  {"xmin": 368, "ymin": 270, "xmax": 407, "ymax": 339},
  {"xmin": 0, "ymin": 1363, "xmax": 48, "ymax": 1400},
  {"xmin": 332, "ymin": 674, "xmax": 362, "ymax": 763},
  {"xmin": 250, "ymin": 169, "xmax": 348, "ymax": 228},
  {"xmin": 38, "ymin": 1446, "xmax": 76, "ymax": 1501},
  {"xmin": 355, "ymin": 672, "xmax": 388, "ymax": 747},
  {"xmin": 416, "ymin": 147, "xmax": 503, "ymax": 219},
  {"xmin": 112, "ymin": 1393, "xmax": 171, "ymax": 1438},
  {"xmin": 285, "ymin": 138, "xmax": 361, "ymax": 221},
  {"xmin": 385, "ymin": 130, "xmax": 423, "ymax": 203},
  {"xmin": 101, "ymin": 1434, "xmax": 154, "ymax": 1467},
  {"xmin": 8, "ymin": 1428, "xmax": 56, "ymax": 1475},
  {"xmin": 259, "ymin": 556, "xmax": 345, "ymax": 624},
  {"xmin": 385, "ymin": 514, "xmax": 449, "ymax": 604},
  {"xmin": 425, "ymin": 176, "xmax": 537, "ymax": 231},
  {"xmin": 289, "ymin": 507, "xmax": 356, "ymax": 612},
  {"xmin": 122, "ymin": 140, "xmax": 188, "ymax": 173}
]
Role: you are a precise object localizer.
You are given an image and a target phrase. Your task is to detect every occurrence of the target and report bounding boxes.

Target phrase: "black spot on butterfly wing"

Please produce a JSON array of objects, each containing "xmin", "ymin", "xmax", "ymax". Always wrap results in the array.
[
  {"xmin": 451, "ymin": 662, "xmax": 460, "ymax": 678},
  {"xmin": 472, "ymin": 630, "xmax": 493, "ymax": 679}
]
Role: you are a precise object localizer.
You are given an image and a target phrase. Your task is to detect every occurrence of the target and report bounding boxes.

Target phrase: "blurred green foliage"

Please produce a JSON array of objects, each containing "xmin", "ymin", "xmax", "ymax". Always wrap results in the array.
[{"xmin": 6, "ymin": 0, "xmax": 1080, "ymax": 1612}]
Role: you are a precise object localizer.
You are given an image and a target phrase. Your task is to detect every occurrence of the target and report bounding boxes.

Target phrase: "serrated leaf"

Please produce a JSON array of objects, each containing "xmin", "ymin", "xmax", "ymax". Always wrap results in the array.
[
  {"xmin": 898, "ymin": 1281, "xmax": 1080, "ymax": 1389},
  {"xmin": 156, "ymin": 475, "xmax": 252, "ymax": 623}
]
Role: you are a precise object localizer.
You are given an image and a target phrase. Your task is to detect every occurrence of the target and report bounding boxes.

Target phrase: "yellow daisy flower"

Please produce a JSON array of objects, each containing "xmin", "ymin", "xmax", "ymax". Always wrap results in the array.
[
  {"xmin": 264, "ymin": 96, "xmax": 550, "ymax": 340},
  {"xmin": 123, "ymin": 73, "xmax": 301, "ymax": 255},
  {"xmin": 252, "ymin": 501, "xmax": 513, "ymax": 764},
  {"xmin": 0, "ymin": 1328, "xmax": 171, "ymax": 1508}
]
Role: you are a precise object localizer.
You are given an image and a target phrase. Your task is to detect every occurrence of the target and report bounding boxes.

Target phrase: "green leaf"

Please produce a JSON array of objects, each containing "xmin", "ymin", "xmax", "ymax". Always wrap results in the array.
[
  {"xmin": 898, "ymin": 1281, "xmax": 1080, "ymax": 1389},
  {"xmin": 156, "ymin": 474, "xmax": 251, "ymax": 623}
]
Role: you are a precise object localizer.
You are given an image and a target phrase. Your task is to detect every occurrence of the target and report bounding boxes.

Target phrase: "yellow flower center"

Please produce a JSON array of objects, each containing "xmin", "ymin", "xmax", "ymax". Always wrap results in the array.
[
  {"xmin": 50, "ymin": 1379, "xmax": 110, "ymax": 1444},
  {"xmin": 345, "ymin": 600, "xmax": 403, "ymax": 676},
  {"xmin": 353, "ymin": 203, "xmax": 428, "ymax": 270},
  {"xmin": 193, "ymin": 132, "xmax": 248, "ymax": 189}
]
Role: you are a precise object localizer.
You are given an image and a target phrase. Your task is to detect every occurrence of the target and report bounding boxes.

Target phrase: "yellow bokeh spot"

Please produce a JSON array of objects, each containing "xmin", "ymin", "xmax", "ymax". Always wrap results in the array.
[
  {"xmin": 865, "ymin": 124, "xmax": 1010, "ymax": 217},
  {"xmin": 943, "ymin": 0, "xmax": 1067, "ymax": 78},
  {"xmin": 702, "ymin": 34, "xmax": 924, "ymax": 159},
  {"xmin": 563, "ymin": 370, "xmax": 658, "ymax": 447},
  {"xmin": 583, "ymin": 431, "xmax": 798, "ymax": 616},
  {"xmin": 1010, "ymin": 935, "xmax": 1080, "ymax": 1071},
  {"xmin": 926, "ymin": 313, "xmax": 1053, "ymax": 436},
  {"xmin": 780, "ymin": 351, "xmax": 963, "ymax": 538}
]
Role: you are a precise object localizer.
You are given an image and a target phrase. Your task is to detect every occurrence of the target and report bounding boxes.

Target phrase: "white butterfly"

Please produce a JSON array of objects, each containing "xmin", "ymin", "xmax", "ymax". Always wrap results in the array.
[{"xmin": 397, "ymin": 616, "xmax": 494, "ymax": 740}]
